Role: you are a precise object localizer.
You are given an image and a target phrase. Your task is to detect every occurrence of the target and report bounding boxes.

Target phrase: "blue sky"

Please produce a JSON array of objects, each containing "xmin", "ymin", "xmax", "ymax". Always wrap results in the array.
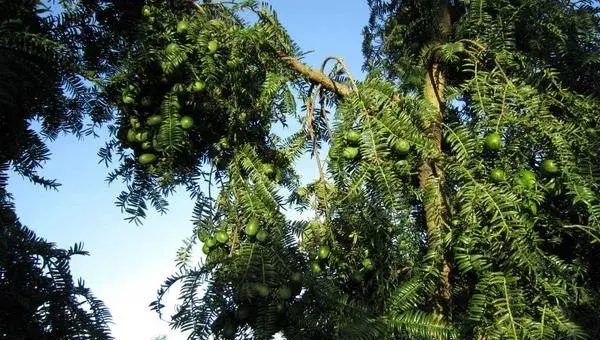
[{"xmin": 8, "ymin": 1, "xmax": 368, "ymax": 339}]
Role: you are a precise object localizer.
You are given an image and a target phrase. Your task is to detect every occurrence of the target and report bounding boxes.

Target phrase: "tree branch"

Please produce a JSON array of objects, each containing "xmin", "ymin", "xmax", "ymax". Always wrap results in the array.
[{"xmin": 276, "ymin": 51, "xmax": 352, "ymax": 97}]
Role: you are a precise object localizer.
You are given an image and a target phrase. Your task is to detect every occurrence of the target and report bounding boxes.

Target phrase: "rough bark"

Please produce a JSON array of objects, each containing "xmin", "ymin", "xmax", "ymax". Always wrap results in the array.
[{"xmin": 421, "ymin": 63, "xmax": 451, "ymax": 317}]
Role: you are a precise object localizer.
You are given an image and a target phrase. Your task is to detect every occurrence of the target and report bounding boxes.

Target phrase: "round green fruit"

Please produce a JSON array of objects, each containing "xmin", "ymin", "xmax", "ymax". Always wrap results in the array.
[
  {"xmin": 310, "ymin": 262, "xmax": 322, "ymax": 273},
  {"xmin": 180, "ymin": 116, "xmax": 194, "ymax": 129},
  {"xmin": 362, "ymin": 258, "xmax": 374, "ymax": 270},
  {"xmin": 146, "ymin": 115, "xmax": 162, "ymax": 126},
  {"xmin": 245, "ymin": 218, "xmax": 260, "ymax": 236},
  {"xmin": 255, "ymin": 284, "xmax": 269, "ymax": 297},
  {"xmin": 490, "ymin": 168, "xmax": 506, "ymax": 182},
  {"xmin": 202, "ymin": 244, "xmax": 211, "ymax": 255},
  {"xmin": 317, "ymin": 245, "xmax": 330, "ymax": 259},
  {"xmin": 240, "ymin": 112, "xmax": 247, "ymax": 121},
  {"xmin": 142, "ymin": 6, "xmax": 152, "ymax": 17},
  {"xmin": 207, "ymin": 40, "xmax": 218, "ymax": 53},
  {"xmin": 192, "ymin": 80, "xmax": 205, "ymax": 92},
  {"xmin": 122, "ymin": 95, "xmax": 135, "ymax": 105},
  {"xmin": 135, "ymin": 131, "xmax": 149, "ymax": 142},
  {"xmin": 215, "ymin": 230, "xmax": 229, "ymax": 244},
  {"xmin": 130, "ymin": 117, "xmax": 140, "ymax": 128},
  {"xmin": 517, "ymin": 169, "xmax": 536, "ymax": 188},
  {"xmin": 392, "ymin": 139, "xmax": 411, "ymax": 155},
  {"xmin": 256, "ymin": 229, "xmax": 268, "ymax": 242},
  {"xmin": 277, "ymin": 286, "xmax": 292, "ymax": 300},
  {"xmin": 290, "ymin": 272, "xmax": 302, "ymax": 283},
  {"xmin": 138, "ymin": 153, "xmax": 157, "ymax": 165},
  {"xmin": 205, "ymin": 237, "xmax": 217, "ymax": 248},
  {"xmin": 484, "ymin": 132, "xmax": 502, "ymax": 151},
  {"xmin": 342, "ymin": 147, "xmax": 359, "ymax": 160},
  {"xmin": 345, "ymin": 130, "xmax": 361, "ymax": 145},
  {"xmin": 541, "ymin": 159, "xmax": 559, "ymax": 176},
  {"xmin": 141, "ymin": 141, "xmax": 152, "ymax": 150},
  {"xmin": 176, "ymin": 20, "xmax": 188, "ymax": 33},
  {"xmin": 126, "ymin": 129, "xmax": 137, "ymax": 143},
  {"xmin": 165, "ymin": 42, "xmax": 178, "ymax": 54}
]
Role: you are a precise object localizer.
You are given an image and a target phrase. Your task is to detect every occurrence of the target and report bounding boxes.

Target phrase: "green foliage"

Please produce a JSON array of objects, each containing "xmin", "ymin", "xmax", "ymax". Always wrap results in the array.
[{"xmin": 0, "ymin": 164, "xmax": 113, "ymax": 339}]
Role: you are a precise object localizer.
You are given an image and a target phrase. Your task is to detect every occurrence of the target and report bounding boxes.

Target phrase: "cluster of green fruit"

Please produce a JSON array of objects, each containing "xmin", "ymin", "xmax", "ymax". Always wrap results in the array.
[
  {"xmin": 309, "ymin": 243, "xmax": 374, "ymax": 280},
  {"xmin": 333, "ymin": 129, "xmax": 411, "ymax": 161},
  {"xmin": 244, "ymin": 217, "xmax": 269, "ymax": 242},
  {"xmin": 483, "ymin": 132, "xmax": 560, "ymax": 186},
  {"xmin": 215, "ymin": 273, "xmax": 303, "ymax": 338},
  {"xmin": 201, "ymin": 229, "xmax": 230, "ymax": 255},
  {"xmin": 120, "ymin": 100, "xmax": 195, "ymax": 166}
]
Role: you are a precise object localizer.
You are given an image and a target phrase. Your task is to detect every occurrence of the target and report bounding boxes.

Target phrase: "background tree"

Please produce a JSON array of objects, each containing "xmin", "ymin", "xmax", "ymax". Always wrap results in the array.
[{"xmin": 0, "ymin": 0, "xmax": 132, "ymax": 338}]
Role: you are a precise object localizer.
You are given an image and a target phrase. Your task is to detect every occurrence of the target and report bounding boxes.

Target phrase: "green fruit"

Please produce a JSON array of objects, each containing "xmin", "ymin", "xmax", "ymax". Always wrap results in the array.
[
  {"xmin": 205, "ymin": 237, "xmax": 217, "ymax": 248},
  {"xmin": 202, "ymin": 244, "xmax": 211, "ymax": 255},
  {"xmin": 135, "ymin": 131, "xmax": 149, "ymax": 142},
  {"xmin": 141, "ymin": 141, "xmax": 152, "ymax": 150},
  {"xmin": 215, "ymin": 230, "xmax": 229, "ymax": 244},
  {"xmin": 256, "ymin": 229, "xmax": 268, "ymax": 242},
  {"xmin": 138, "ymin": 153, "xmax": 157, "ymax": 165},
  {"xmin": 484, "ymin": 132, "xmax": 502, "ymax": 151},
  {"xmin": 142, "ymin": 6, "xmax": 152, "ymax": 17},
  {"xmin": 262, "ymin": 164, "xmax": 275, "ymax": 176},
  {"xmin": 541, "ymin": 159, "xmax": 559, "ymax": 176},
  {"xmin": 207, "ymin": 40, "xmax": 218, "ymax": 53},
  {"xmin": 146, "ymin": 115, "xmax": 162, "ymax": 126},
  {"xmin": 277, "ymin": 286, "xmax": 292, "ymax": 300},
  {"xmin": 362, "ymin": 258, "xmax": 374, "ymax": 270},
  {"xmin": 245, "ymin": 218, "xmax": 260, "ymax": 236},
  {"xmin": 342, "ymin": 147, "xmax": 359, "ymax": 160},
  {"xmin": 392, "ymin": 139, "xmax": 411, "ymax": 155},
  {"xmin": 176, "ymin": 20, "xmax": 188, "ymax": 33},
  {"xmin": 318, "ymin": 245, "xmax": 330, "ymax": 259},
  {"xmin": 517, "ymin": 169, "xmax": 536, "ymax": 188},
  {"xmin": 180, "ymin": 116, "xmax": 194, "ymax": 129},
  {"xmin": 255, "ymin": 284, "xmax": 269, "ymax": 297},
  {"xmin": 192, "ymin": 80, "xmax": 205, "ymax": 92},
  {"xmin": 141, "ymin": 97, "xmax": 152, "ymax": 107},
  {"xmin": 290, "ymin": 272, "xmax": 302, "ymax": 283},
  {"xmin": 122, "ymin": 95, "xmax": 135, "ymax": 105},
  {"xmin": 345, "ymin": 130, "xmax": 361, "ymax": 145},
  {"xmin": 126, "ymin": 129, "xmax": 136, "ymax": 143},
  {"xmin": 311, "ymin": 262, "xmax": 322, "ymax": 273},
  {"xmin": 165, "ymin": 42, "xmax": 178, "ymax": 54},
  {"xmin": 240, "ymin": 112, "xmax": 247, "ymax": 121},
  {"xmin": 490, "ymin": 168, "xmax": 506, "ymax": 182}
]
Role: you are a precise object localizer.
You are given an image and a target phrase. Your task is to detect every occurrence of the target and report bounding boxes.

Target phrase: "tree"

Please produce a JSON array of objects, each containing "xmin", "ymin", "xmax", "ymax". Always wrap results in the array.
[
  {"xmin": 0, "ymin": 1, "xmax": 122, "ymax": 338},
  {"xmin": 5, "ymin": 0, "xmax": 600, "ymax": 339},
  {"xmin": 93, "ymin": 0, "xmax": 600, "ymax": 339}
]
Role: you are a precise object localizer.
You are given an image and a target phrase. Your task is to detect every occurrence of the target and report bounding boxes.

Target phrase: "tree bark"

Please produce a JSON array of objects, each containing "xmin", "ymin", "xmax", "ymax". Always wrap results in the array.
[{"xmin": 421, "ymin": 63, "xmax": 451, "ymax": 318}]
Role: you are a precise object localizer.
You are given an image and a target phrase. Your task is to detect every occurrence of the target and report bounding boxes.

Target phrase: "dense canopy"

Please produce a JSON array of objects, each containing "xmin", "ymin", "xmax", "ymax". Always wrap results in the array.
[{"xmin": 1, "ymin": 0, "xmax": 599, "ymax": 339}]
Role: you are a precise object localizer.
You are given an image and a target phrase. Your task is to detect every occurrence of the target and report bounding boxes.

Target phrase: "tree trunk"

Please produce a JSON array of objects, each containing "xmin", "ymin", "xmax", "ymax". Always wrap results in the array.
[
  {"xmin": 419, "ymin": 0, "xmax": 453, "ymax": 318},
  {"xmin": 420, "ymin": 63, "xmax": 451, "ymax": 318}
]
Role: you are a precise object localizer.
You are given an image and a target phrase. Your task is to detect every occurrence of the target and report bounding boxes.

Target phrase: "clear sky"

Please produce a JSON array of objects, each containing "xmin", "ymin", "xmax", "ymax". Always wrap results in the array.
[{"xmin": 7, "ymin": 1, "xmax": 369, "ymax": 339}]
